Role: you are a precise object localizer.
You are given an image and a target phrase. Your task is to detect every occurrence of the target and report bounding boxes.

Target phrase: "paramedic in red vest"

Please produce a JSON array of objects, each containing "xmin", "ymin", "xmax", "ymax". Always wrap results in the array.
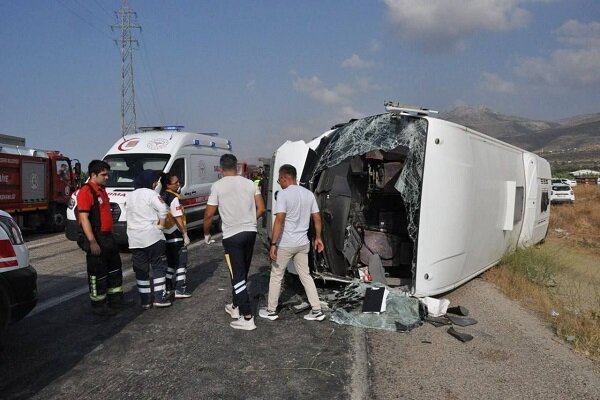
[
  {"xmin": 160, "ymin": 173, "xmax": 191, "ymax": 299},
  {"xmin": 77, "ymin": 160, "xmax": 133, "ymax": 316}
]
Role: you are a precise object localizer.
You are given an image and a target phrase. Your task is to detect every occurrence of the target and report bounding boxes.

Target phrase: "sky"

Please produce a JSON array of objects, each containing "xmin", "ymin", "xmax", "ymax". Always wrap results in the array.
[{"xmin": 1, "ymin": 0, "xmax": 599, "ymax": 166}]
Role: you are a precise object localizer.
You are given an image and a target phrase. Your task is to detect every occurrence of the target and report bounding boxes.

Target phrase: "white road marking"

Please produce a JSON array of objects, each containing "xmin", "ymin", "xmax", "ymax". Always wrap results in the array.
[
  {"xmin": 28, "ymin": 235, "xmax": 72, "ymax": 250},
  {"xmin": 27, "ymin": 269, "xmax": 135, "ymax": 318},
  {"xmin": 26, "ymin": 232, "xmax": 224, "ymax": 317}
]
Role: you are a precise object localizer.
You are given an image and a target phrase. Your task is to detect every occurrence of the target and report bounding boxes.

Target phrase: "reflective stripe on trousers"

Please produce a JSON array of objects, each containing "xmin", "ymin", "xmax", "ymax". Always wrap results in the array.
[{"xmin": 131, "ymin": 240, "xmax": 168, "ymax": 305}]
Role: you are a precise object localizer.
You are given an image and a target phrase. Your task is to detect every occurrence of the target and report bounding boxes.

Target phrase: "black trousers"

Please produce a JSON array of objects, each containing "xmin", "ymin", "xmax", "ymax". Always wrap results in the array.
[
  {"xmin": 222, "ymin": 231, "xmax": 256, "ymax": 316},
  {"xmin": 85, "ymin": 232, "xmax": 124, "ymax": 307},
  {"xmin": 165, "ymin": 234, "xmax": 188, "ymax": 293},
  {"xmin": 131, "ymin": 240, "xmax": 168, "ymax": 306}
]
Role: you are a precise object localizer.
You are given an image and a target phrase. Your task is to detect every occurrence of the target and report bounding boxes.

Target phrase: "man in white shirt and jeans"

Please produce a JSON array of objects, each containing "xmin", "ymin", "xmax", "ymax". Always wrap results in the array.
[
  {"xmin": 127, "ymin": 170, "xmax": 170, "ymax": 309},
  {"xmin": 260, "ymin": 164, "xmax": 325, "ymax": 322},
  {"xmin": 203, "ymin": 154, "xmax": 265, "ymax": 331}
]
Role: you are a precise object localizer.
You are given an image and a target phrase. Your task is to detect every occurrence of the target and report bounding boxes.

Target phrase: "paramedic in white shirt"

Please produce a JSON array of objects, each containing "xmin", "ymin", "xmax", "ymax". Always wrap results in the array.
[
  {"xmin": 127, "ymin": 170, "xmax": 171, "ymax": 309},
  {"xmin": 260, "ymin": 164, "xmax": 326, "ymax": 322},
  {"xmin": 160, "ymin": 173, "xmax": 192, "ymax": 299},
  {"xmin": 203, "ymin": 153, "xmax": 265, "ymax": 331}
]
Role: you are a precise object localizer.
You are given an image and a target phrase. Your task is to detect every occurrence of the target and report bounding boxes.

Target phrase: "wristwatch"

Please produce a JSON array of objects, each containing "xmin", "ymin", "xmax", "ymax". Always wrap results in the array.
[{"xmin": 271, "ymin": 243, "xmax": 277, "ymax": 246}]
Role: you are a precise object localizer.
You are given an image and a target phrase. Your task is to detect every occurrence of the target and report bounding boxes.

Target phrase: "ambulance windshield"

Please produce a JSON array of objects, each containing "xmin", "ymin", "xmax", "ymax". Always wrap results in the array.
[{"xmin": 104, "ymin": 153, "xmax": 170, "ymax": 188}]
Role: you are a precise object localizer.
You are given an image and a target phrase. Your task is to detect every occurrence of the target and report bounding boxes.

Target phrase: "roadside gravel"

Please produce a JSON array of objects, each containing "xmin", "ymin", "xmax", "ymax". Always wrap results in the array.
[{"xmin": 362, "ymin": 277, "xmax": 600, "ymax": 400}]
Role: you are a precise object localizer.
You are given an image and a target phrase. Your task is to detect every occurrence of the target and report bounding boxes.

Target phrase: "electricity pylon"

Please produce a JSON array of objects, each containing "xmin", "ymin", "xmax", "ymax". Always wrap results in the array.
[{"xmin": 112, "ymin": 0, "xmax": 141, "ymax": 137}]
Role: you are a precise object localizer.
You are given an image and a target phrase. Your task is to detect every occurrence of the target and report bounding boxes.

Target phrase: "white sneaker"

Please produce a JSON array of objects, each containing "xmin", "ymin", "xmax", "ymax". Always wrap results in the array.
[
  {"xmin": 303, "ymin": 309, "xmax": 326, "ymax": 321},
  {"xmin": 230, "ymin": 316, "xmax": 257, "ymax": 331},
  {"xmin": 153, "ymin": 300, "xmax": 172, "ymax": 308},
  {"xmin": 225, "ymin": 303, "xmax": 240, "ymax": 319},
  {"xmin": 258, "ymin": 308, "xmax": 279, "ymax": 321},
  {"xmin": 174, "ymin": 290, "xmax": 192, "ymax": 299}
]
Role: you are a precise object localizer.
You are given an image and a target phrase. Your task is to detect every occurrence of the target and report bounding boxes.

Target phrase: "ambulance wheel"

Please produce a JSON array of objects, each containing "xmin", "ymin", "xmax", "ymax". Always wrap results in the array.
[{"xmin": 47, "ymin": 204, "xmax": 67, "ymax": 232}]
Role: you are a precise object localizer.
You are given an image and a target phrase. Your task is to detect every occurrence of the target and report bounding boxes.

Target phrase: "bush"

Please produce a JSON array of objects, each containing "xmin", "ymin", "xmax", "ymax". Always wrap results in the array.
[{"xmin": 500, "ymin": 247, "xmax": 563, "ymax": 287}]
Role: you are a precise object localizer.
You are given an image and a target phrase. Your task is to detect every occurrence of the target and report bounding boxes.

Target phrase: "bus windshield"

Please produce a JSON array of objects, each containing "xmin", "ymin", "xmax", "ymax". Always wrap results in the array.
[{"xmin": 104, "ymin": 153, "xmax": 170, "ymax": 188}]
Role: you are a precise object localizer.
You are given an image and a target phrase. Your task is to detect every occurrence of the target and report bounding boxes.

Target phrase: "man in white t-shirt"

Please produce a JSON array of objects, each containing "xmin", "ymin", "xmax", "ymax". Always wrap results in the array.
[
  {"xmin": 203, "ymin": 154, "xmax": 265, "ymax": 331},
  {"xmin": 127, "ymin": 170, "xmax": 170, "ymax": 309},
  {"xmin": 259, "ymin": 164, "xmax": 325, "ymax": 322}
]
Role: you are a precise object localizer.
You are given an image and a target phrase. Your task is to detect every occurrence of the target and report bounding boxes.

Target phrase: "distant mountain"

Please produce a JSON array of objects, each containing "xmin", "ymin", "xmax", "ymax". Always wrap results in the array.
[
  {"xmin": 556, "ymin": 113, "xmax": 600, "ymax": 128},
  {"xmin": 510, "ymin": 118, "xmax": 600, "ymax": 152},
  {"xmin": 440, "ymin": 105, "xmax": 600, "ymax": 154},
  {"xmin": 440, "ymin": 105, "xmax": 558, "ymax": 139}
]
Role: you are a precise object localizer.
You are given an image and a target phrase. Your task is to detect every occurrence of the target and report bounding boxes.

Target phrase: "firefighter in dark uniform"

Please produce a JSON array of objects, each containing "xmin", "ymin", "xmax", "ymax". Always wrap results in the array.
[
  {"xmin": 77, "ymin": 160, "xmax": 133, "ymax": 316},
  {"xmin": 160, "ymin": 173, "xmax": 192, "ymax": 298}
]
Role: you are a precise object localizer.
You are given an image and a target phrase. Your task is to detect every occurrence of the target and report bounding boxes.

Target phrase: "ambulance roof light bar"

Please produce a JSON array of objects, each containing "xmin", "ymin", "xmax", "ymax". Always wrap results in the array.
[
  {"xmin": 193, "ymin": 139, "xmax": 216, "ymax": 147},
  {"xmin": 137, "ymin": 125, "xmax": 185, "ymax": 132},
  {"xmin": 192, "ymin": 138, "xmax": 232, "ymax": 150},
  {"xmin": 384, "ymin": 101, "xmax": 438, "ymax": 116}
]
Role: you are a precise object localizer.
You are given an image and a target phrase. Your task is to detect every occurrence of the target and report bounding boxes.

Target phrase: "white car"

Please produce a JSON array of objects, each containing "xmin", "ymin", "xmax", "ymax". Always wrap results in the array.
[
  {"xmin": 0, "ymin": 210, "xmax": 37, "ymax": 329},
  {"xmin": 551, "ymin": 178, "xmax": 577, "ymax": 187},
  {"xmin": 550, "ymin": 184, "xmax": 575, "ymax": 204}
]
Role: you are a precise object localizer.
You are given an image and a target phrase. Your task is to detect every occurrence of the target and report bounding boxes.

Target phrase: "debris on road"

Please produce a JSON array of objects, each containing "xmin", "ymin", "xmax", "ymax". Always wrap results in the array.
[
  {"xmin": 446, "ymin": 314, "xmax": 478, "ymax": 327},
  {"xmin": 425, "ymin": 315, "xmax": 452, "ymax": 327},
  {"xmin": 420, "ymin": 296, "xmax": 450, "ymax": 317},
  {"xmin": 327, "ymin": 281, "xmax": 425, "ymax": 332},
  {"xmin": 447, "ymin": 305, "xmax": 469, "ymax": 316},
  {"xmin": 447, "ymin": 326, "xmax": 474, "ymax": 342},
  {"xmin": 293, "ymin": 301, "xmax": 311, "ymax": 313}
]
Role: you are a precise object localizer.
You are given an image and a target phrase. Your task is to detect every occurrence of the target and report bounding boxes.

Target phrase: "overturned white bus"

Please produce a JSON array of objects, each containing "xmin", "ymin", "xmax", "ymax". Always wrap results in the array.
[{"xmin": 267, "ymin": 102, "xmax": 551, "ymax": 297}]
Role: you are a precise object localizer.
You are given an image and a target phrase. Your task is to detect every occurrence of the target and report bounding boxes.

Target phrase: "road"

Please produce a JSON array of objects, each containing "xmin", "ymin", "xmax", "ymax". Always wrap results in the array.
[{"xmin": 0, "ymin": 232, "xmax": 598, "ymax": 399}]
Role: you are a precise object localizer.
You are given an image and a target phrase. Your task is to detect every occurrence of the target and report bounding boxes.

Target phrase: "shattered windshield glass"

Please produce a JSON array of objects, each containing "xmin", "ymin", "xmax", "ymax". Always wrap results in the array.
[
  {"xmin": 328, "ymin": 281, "xmax": 425, "ymax": 331},
  {"xmin": 310, "ymin": 113, "xmax": 428, "ymax": 274}
]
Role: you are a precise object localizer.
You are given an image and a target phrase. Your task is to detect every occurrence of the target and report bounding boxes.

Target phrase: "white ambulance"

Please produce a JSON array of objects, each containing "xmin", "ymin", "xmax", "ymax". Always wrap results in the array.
[{"xmin": 66, "ymin": 126, "xmax": 232, "ymax": 244}]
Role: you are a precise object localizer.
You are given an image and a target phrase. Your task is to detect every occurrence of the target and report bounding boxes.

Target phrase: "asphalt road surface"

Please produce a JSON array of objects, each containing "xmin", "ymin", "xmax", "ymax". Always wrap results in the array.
[{"xmin": 1, "ymin": 231, "xmax": 598, "ymax": 400}]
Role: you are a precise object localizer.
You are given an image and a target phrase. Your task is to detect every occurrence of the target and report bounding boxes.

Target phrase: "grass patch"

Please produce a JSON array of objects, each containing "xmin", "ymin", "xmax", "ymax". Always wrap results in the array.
[
  {"xmin": 549, "ymin": 185, "xmax": 600, "ymax": 248},
  {"xmin": 485, "ymin": 245, "xmax": 600, "ymax": 363},
  {"xmin": 500, "ymin": 247, "xmax": 562, "ymax": 287}
]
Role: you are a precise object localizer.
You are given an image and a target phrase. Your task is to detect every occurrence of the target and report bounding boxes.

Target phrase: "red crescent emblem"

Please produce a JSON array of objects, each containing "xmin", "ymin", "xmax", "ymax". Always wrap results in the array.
[{"xmin": 118, "ymin": 138, "xmax": 140, "ymax": 151}]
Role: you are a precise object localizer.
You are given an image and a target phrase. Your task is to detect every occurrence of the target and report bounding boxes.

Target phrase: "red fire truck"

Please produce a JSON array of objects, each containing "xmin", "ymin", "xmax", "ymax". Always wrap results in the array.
[{"xmin": 0, "ymin": 134, "xmax": 79, "ymax": 232}]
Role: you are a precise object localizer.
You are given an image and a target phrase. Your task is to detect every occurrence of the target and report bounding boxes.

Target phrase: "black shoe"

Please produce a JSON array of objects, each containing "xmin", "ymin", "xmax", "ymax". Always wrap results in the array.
[
  {"xmin": 108, "ymin": 297, "xmax": 135, "ymax": 310},
  {"xmin": 167, "ymin": 290, "xmax": 176, "ymax": 302},
  {"xmin": 92, "ymin": 304, "xmax": 117, "ymax": 317}
]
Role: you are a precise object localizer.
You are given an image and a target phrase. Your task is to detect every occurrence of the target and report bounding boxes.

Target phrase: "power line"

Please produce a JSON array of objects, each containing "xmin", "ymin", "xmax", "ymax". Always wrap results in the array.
[
  {"xmin": 135, "ymin": 92, "xmax": 151, "ymax": 126},
  {"xmin": 55, "ymin": 0, "xmax": 112, "ymax": 40},
  {"xmin": 92, "ymin": 0, "xmax": 113, "ymax": 19},
  {"xmin": 73, "ymin": 0, "xmax": 111, "ymax": 26},
  {"xmin": 139, "ymin": 30, "xmax": 165, "ymax": 123}
]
